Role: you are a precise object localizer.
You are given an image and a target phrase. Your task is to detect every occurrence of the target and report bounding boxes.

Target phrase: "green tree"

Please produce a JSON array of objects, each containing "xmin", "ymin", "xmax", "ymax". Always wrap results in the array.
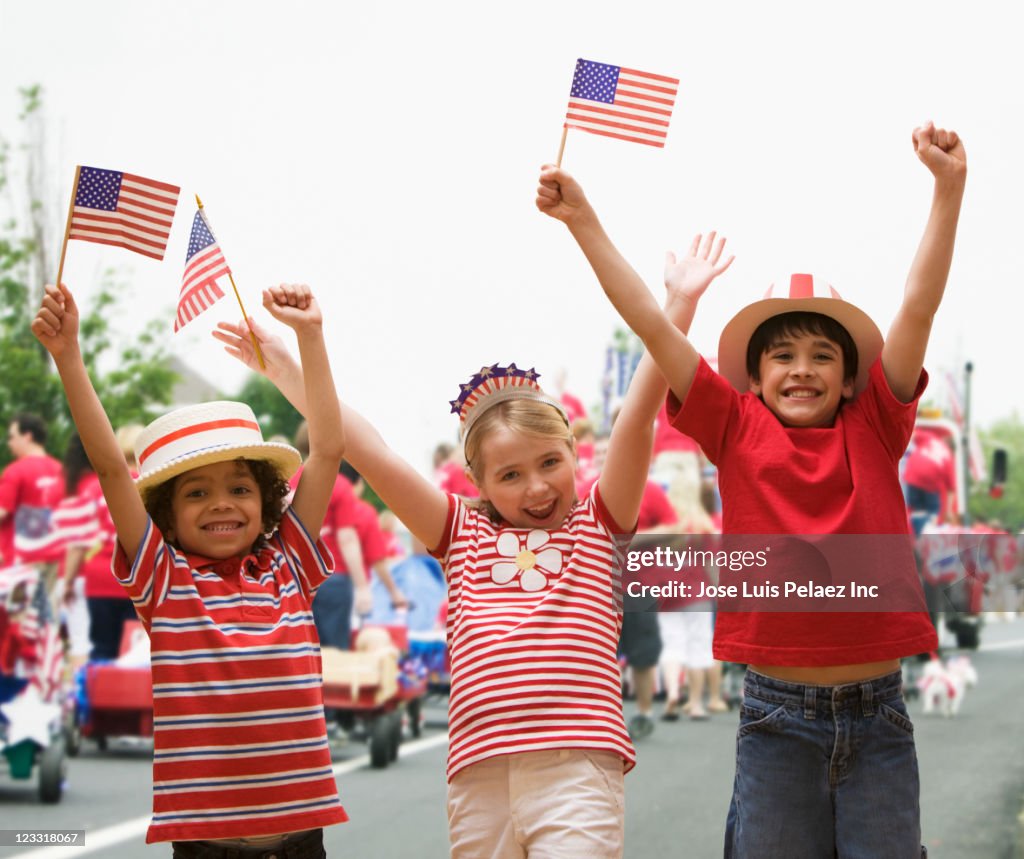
[
  {"xmin": 236, "ymin": 374, "xmax": 304, "ymax": 443},
  {"xmin": 969, "ymin": 417, "xmax": 1024, "ymax": 532},
  {"xmin": 0, "ymin": 86, "xmax": 177, "ymax": 468}
]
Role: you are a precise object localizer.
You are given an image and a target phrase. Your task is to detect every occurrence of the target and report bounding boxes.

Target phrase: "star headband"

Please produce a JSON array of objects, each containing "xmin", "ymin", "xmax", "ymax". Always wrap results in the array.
[{"xmin": 450, "ymin": 363, "xmax": 568, "ymax": 441}]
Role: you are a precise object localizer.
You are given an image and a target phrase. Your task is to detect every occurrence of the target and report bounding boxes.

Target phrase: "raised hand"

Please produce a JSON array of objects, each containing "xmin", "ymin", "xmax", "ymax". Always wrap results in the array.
[
  {"xmin": 31, "ymin": 283, "xmax": 80, "ymax": 358},
  {"xmin": 912, "ymin": 122, "xmax": 967, "ymax": 184},
  {"xmin": 212, "ymin": 316, "xmax": 294, "ymax": 379},
  {"xmin": 664, "ymin": 231, "xmax": 735, "ymax": 302},
  {"xmin": 262, "ymin": 283, "xmax": 323, "ymax": 331},
  {"xmin": 535, "ymin": 164, "xmax": 592, "ymax": 224}
]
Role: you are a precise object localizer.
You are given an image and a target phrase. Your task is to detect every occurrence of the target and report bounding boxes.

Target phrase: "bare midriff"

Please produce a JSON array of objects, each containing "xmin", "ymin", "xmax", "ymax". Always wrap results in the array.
[{"xmin": 749, "ymin": 659, "xmax": 902, "ymax": 685}]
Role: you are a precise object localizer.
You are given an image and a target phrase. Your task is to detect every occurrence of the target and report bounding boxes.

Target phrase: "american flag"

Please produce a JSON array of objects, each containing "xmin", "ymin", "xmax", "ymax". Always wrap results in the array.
[
  {"xmin": 564, "ymin": 59, "xmax": 679, "ymax": 148},
  {"xmin": 175, "ymin": 208, "xmax": 231, "ymax": 332},
  {"xmin": 68, "ymin": 166, "xmax": 180, "ymax": 260}
]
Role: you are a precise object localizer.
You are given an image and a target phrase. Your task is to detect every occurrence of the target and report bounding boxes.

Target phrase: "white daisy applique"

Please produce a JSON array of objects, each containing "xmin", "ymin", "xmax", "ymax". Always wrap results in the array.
[{"xmin": 490, "ymin": 530, "xmax": 563, "ymax": 592}]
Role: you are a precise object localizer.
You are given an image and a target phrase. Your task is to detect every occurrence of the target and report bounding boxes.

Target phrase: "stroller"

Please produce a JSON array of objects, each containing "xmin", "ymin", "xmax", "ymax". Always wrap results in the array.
[{"xmin": 0, "ymin": 564, "xmax": 68, "ymax": 802}]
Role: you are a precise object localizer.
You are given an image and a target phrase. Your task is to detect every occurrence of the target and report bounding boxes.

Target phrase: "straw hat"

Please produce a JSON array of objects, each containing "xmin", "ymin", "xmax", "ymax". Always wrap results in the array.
[
  {"xmin": 134, "ymin": 401, "xmax": 301, "ymax": 497},
  {"xmin": 717, "ymin": 273, "xmax": 883, "ymax": 394},
  {"xmin": 449, "ymin": 363, "xmax": 567, "ymax": 442}
]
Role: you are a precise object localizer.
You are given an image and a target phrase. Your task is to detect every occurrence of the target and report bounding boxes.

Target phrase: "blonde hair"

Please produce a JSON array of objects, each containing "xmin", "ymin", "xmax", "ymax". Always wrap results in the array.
[
  {"xmin": 666, "ymin": 460, "xmax": 715, "ymax": 534},
  {"xmin": 115, "ymin": 424, "xmax": 144, "ymax": 468},
  {"xmin": 463, "ymin": 399, "xmax": 574, "ymax": 521}
]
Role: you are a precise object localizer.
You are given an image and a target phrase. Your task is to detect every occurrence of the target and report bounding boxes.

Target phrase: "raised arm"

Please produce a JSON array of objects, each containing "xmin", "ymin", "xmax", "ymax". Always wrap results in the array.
[
  {"xmin": 213, "ymin": 317, "xmax": 450, "ymax": 551},
  {"xmin": 536, "ymin": 165, "xmax": 703, "ymax": 406},
  {"xmin": 882, "ymin": 122, "xmax": 967, "ymax": 401},
  {"xmin": 31, "ymin": 284, "xmax": 148, "ymax": 558},
  {"xmin": 599, "ymin": 234, "xmax": 732, "ymax": 530},
  {"xmin": 258, "ymin": 284, "xmax": 344, "ymax": 537}
]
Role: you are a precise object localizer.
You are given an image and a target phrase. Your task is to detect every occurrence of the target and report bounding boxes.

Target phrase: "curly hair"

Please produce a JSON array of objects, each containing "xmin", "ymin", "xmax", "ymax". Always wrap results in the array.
[{"xmin": 143, "ymin": 458, "xmax": 290, "ymax": 551}]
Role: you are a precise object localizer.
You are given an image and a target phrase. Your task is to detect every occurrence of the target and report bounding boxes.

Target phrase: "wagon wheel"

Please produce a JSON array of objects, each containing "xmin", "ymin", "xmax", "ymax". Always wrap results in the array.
[
  {"xmin": 369, "ymin": 716, "xmax": 391, "ymax": 769},
  {"xmin": 38, "ymin": 735, "xmax": 67, "ymax": 803},
  {"xmin": 388, "ymin": 711, "xmax": 401, "ymax": 762}
]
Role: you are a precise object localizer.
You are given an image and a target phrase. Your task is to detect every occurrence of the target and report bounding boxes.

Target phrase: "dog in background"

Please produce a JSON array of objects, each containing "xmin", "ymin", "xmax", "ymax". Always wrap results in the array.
[{"xmin": 918, "ymin": 654, "xmax": 978, "ymax": 717}]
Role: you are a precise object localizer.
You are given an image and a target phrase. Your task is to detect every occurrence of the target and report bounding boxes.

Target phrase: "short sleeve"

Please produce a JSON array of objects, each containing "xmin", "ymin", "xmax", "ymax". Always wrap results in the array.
[
  {"xmin": 428, "ymin": 494, "xmax": 460, "ymax": 563},
  {"xmin": 665, "ymin": 358, "xmax": 742, "ymax": 465},
  {"xmin": 273, "ymin": 507, "xmax": 335, "ymax": 597},
  {"xmin": 854, "ymin": 358, "xmax": 928, "ymax": 461},
  {"xmin": 112, "ymin": 518, "xmax": 175, "ymax": 630},
  {"xmin": 0, "ymin": 461, "xmax": 21, "ymax": 511}
]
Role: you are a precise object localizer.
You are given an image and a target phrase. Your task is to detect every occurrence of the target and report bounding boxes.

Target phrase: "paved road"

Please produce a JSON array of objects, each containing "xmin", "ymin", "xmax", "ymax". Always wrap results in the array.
[{"xmin": 5, "ymin": 618, "xmax": 1023, "ymax": 858}]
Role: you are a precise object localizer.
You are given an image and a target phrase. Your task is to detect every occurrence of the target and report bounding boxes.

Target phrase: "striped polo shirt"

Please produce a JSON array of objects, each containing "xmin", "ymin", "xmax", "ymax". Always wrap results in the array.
[
  {"xmin": 436, "ymin": 485, "xmax": 635, "ymax": 781},
  {"xmin": 113, "ymin": 508, "xmax": 348, "ymax": 843}
]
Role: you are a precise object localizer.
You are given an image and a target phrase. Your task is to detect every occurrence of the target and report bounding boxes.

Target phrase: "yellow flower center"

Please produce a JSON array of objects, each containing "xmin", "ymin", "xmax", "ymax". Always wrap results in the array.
[{"xmin": 515, "ymin": 549, "xmax": 537, "ymax": 570}]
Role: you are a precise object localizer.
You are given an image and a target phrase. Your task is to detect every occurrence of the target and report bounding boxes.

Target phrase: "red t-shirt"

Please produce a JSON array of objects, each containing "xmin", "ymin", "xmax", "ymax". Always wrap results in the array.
[
  {"xmin": 0, "ymin": 454, "xmax": 64, "ymax": 565},
  {"xmin": 902, "ymin": 427, "xmax": 956, "ymax": 495},
  {"xmin": 636, "ymin": 480, "xmax": 678, "ymax": 531},
  {"xmin": 653, "ymin": 401, "xmax": 700, "ymax": 457},
  {"xmin": 58, "ymin": 473, "xmax": 126, "ymax": 599},
  {"xmin": 436, "ymin": 461, "xmax": 478, "ymax": 498},
  {"xmin": 668, "ymin": 357, "xmax": 938, "ymax": 666}
]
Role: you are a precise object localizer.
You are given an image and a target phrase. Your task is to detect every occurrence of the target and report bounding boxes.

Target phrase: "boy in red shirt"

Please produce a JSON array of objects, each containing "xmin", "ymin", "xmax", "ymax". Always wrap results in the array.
[{"xmin": 538, "ymin": 121, "xmax": 965, "ymax": 858}]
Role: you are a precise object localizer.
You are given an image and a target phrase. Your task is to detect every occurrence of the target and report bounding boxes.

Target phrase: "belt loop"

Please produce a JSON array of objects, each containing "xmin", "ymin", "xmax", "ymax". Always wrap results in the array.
[
  {"xmin": 803, "ymin": 684, "xmax": 816, "ymax": 719},
  {"xmin": 860, "ymin": 681, "xmax": 874, "ymax": 716}
]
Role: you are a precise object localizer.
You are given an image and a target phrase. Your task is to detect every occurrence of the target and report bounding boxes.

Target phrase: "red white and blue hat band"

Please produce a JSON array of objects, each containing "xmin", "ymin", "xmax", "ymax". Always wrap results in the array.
[
  {"xmin": 134, "ymin": 401, "xmax": 301, "ymax": 496},
  {"xmin": 717, "ymin": 273, "xmax": 883, "ymax": 394}
]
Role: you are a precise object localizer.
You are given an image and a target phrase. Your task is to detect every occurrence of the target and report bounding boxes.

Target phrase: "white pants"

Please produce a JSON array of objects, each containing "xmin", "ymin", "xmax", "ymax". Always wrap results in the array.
[{"xmin": 447, "ymin": 749, "xmax": 625, "ymax": 859}]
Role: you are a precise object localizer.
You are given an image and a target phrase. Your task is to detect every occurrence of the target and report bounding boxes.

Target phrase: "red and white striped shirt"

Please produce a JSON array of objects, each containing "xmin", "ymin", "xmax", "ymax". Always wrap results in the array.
[
  {"xmin": 435, "ymin": 486, "xmax": 635, "ymax": 781},
  {"xmin": 113, "ymin": 509, "xmax": 348, "ymax": 843}
]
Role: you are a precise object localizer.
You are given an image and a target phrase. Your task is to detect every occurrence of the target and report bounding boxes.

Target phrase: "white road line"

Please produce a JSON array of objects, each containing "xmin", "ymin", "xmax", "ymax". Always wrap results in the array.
[
  {"xmin": 978, "ymin": 636, "xmax": 1024, "ymax": 652},
  {"xmin": 11, "ymin": 732, "xmax": 449, "ymax": 858}
]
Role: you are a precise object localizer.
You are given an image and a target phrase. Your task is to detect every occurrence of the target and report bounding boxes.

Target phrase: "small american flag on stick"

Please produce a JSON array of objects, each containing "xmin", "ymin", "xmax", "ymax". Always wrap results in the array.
[
  {"xmin": 176, "ymin": 207, "xmax": 230, "ymax": 332},
  {"xmin": 67, "ymin": 166, "xmax": 179, "ymax": 259},
  {"xmin": 564, "ymin": 59, "xmax": 679, "ymax": 149}
]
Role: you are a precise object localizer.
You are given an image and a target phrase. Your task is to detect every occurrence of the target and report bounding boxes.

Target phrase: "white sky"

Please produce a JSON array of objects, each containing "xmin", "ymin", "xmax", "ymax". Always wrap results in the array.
[{"xmin": 1, "ymin": 0, "xmax": 1021, "ymax": 474}]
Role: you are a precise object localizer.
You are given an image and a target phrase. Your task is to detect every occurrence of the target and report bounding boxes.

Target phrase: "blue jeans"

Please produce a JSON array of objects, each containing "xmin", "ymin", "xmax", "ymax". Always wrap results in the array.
[
  {"xmin": 725, "ymin": 669, "xmax": 925, "ymax": 859},
  {"xmin": 312, "ymin": 574, "xmax": 353, "ymax": 649}
]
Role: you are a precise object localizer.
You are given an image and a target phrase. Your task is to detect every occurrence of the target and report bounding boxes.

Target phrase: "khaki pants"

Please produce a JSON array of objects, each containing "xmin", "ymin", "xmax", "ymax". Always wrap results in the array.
[{"xmin": 447, "ymin": 749, "xmax": 625, "ymax": 859}]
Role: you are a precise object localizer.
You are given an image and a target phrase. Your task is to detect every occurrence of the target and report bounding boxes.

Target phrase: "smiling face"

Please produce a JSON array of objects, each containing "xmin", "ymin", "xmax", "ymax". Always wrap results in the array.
[
  {"xmin": 471, "ymin": 426, "xmax": 578, "ymax": 528},
  {"xmin": 166, "ymin": 459, "xmax": 265, "ymax": 559},
  {"xmin": 750, "ymin": 332, "xmax": 855, "ymax": 427}
]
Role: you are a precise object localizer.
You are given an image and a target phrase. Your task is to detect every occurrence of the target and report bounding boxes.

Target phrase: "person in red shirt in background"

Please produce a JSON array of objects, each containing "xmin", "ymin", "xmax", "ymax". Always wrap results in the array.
[
  {"xmin": 902, "ymin": 424, "xmax": 956, "ymax": 532},
  {"xmin": 339, "ymin": 461, "xmax": 408, "ymax": 616},
  {"xmin": 0, "ymin": 413, "xmax": 64, "ymax": 569},
  {"xmin": 60, "ymin": 431, "xmax": 141, "ymax": 664},
  {"xmin": 292, "ymin": 421, "xmax": 370, "ymax": 650},
  {"xmin": 433, "ymin": 442, "xmax": 478, "ymax": 498},
  {"xmin": 578, "ymin": 428, "xmax": 682, "ymax": 739}
]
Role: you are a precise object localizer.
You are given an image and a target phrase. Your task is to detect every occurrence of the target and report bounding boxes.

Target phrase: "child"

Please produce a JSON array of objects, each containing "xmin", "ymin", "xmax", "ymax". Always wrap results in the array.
[
  {"xmin": 537, "ymin": 121, "xmax": 965, "ymax": 858},
  {"xmin": 212, "ymin": 230, "xmax": 733, "ymax": 858},
  {"xmin": 33, "ymin": 282, "xmax": 347, "ymax": 857}
]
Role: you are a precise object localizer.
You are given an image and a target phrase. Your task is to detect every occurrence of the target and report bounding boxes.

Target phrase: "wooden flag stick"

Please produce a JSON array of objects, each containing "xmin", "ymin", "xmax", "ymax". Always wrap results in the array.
[
  {"xmin": 196, "ymin": 194, "xmax": 265, "ymax": 370},
  {"xmin": 556, "ymin": 127, "xmax": 569, "ymax": 168},
  {"xmin": 55, "ymin": 165, "xmax": 82, "ymax": 288}
]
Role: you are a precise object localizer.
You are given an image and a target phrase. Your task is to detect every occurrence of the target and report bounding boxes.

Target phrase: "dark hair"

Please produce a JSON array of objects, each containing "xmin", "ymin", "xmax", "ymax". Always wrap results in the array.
[
  {"xmin": 63, "ymin": 434, "xmax": 94, "ymax": 495},
  {"xmin": 144, "ymin": 458, "xmax": 290, "ymax": 550},
  {"xmin": 11, "ymin": 413, "xmax": 47, "ymax": 445},
  {"xmin": 340, "ymin": 460, "xmax": 361, "ymax": 485},
  {"xmin": 746, "ymin": 311, "xmax": 858, "ymax": 384}
]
